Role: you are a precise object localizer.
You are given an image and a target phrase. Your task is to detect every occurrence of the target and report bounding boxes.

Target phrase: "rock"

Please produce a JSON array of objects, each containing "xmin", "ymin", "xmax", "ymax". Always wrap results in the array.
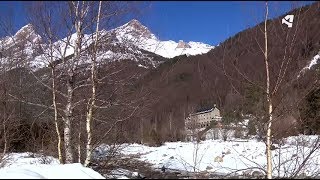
[
  {"xmin": 270, "ymin": 144, "xmax": 277, "ymax": 150},
  {"xmin": 252, "ymin": 171, "xmax": 264, "ymax": 177},
  {"xmin": 206, "ymin": 166, "xmax": 213, "ymax": 170},
  {"xmin": 169, "ymin": 156, "xmax": 174, "ymax": 159},
  {"xmin": 242, "ymin": 170, "xmax": 252, "ymax": 176},
  {"xmin": 214, "ymin": 156, "xmax": 223, "ymax": 162},
  {"xmin": 162, "ymin": 154, "xmax": 167, "ymax": 157},
  {"xmin": 176, "ymin": 40, "xmax": 191, "ymax": 49},
  {"xmin": 137, "ymin": 173, "xmax": 146, "ymax": 179},
  {"xmin": 161, "ymin": 165, "xmax": 166, "ymax": 172},
  {"xmin": 225, "ymin": 149, "xmax": 231, "ymax": 155},
  {"xmin": 291, "ymin": 154, "xmax": 297, "ymax": 158},
  {"xmin": 132, "ymin": 172, "xmax": 139, "ymax": 177},
  {"xmin": 297, "ymin": 172, "xmax": 307, "ymax": 178}
]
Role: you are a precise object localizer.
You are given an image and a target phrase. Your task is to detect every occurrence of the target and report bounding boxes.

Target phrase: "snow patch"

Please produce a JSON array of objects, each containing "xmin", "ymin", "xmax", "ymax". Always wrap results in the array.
[
  {"xmin": 138, "ymin": 64, "xmax": 148, "ymax": 69},
  {"xmin": 306, "ymin": 54, "xmax": 320, "ymax": 69},
  {"xmin": 298, "ymin": 54, "xmax": 320, "ymax": 78},
  {"xmin": 0, "ymin": 152, "xmax": 104, "ymax": 179}
]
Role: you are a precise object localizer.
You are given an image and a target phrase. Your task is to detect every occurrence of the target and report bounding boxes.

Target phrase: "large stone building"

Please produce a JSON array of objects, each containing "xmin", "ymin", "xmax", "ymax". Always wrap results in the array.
[{"xmin": 185, "ymin": 105, "xmax": 222, "ymax": 130}]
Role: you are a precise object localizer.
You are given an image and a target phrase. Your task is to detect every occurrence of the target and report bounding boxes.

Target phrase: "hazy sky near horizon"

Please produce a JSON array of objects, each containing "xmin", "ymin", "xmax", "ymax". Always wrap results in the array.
[{"xmin": 0, "ymin": 1, "xmax": 315, "ymax": 45}]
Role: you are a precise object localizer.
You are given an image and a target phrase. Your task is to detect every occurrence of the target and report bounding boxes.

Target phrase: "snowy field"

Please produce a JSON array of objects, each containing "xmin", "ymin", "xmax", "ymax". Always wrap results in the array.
[
  {"xmin": 1, "ymin": 135, "xmax": 320, "ymax": 179},
  {"xmin": 0, "ymin": 153, "xmax": 104, "ymax": 179},
  {"xmin": 96, "ymin": 135, "xmax": 320, "ymax": 178}
]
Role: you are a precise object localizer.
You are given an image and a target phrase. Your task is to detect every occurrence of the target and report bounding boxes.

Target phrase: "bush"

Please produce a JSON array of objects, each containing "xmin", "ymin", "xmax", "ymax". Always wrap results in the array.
[
  {"xmin": 234, "ymin": 127, "xmax": 243, "ymax": 138},
  {"xmin": 247, "ymin": 119, "xmax": 257, "ymax": 135},
  {"xmin": 150, "ymin": 129, "xmax": 163, "ymax": 146}
]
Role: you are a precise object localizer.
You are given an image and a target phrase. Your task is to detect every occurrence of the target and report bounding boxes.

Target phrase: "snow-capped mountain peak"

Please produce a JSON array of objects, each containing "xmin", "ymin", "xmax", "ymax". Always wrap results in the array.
[
  {"xmin": 112, "ymin": 19, "xmax": 158, "ymax": 44},
  {"xmin": 122, "ymin": 19, "xmax": 155, "ymax": 39},
  {"xmin": 5, "ymin": 19, "xmax": 215, "ymax": 70},
  {"xmin": 14, "ymin": 23, "xmax": 34, "ymax": 36},
  {"xmin": 111, "ymin": 19, "xmax": 214, "ymax": 58},
  {"xmin": 14, "ymin": 23, "xmax": 42, "ymax": 44}
]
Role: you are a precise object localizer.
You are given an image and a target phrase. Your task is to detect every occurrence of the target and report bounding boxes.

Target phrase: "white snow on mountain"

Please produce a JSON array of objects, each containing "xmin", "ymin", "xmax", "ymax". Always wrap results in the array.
[
  {"xmin": 112, "ymin": 19, "xmax": 214, "ymax": 58},
  {"xmin": 297, "ymin": 53, "xmax": 320, "ymax": 78},
  {"xmin": 2, "ymin": 19, "xmax": 214, "ymax": 70},
  {"xmin": 44, "ymin": 18, "xmax": 214, "ymax": 62},
  {"xmin": 305, "ymin": 54, "xmax": 320, "ymax": 69}
]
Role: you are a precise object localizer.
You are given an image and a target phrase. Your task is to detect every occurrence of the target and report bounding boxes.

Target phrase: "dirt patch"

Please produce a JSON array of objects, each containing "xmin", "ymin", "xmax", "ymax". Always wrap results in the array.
[{"xmin": 91, "ymin": 154, "xmax": 185, "ymax": 179}]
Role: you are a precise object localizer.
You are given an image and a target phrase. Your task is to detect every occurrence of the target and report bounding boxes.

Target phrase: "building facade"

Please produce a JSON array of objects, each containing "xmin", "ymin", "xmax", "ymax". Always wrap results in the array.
[{"xmin": 185, "ymin": 105, "xmax": 222, "ymax": 130}]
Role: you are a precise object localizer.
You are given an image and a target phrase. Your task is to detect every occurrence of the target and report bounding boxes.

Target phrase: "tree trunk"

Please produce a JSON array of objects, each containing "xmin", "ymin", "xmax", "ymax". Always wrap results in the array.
[
  {"xmin": 140, "ymin": 118, "xmax": 144, "ymax": 144},
  {"xmin": 52, "ymin": 67, "xmax": 63, "ymax": 164},
  {"xmin": 2, "ymin": 85, "xmax": 7, "ymax": 156},
  {"xmin": 264, "ymin": 2, "xmax": 272, "ymax": 179},
  {"xmin": 64, "ymin": 80, "xmax": 74, "ymax": 163},
  {"xmin": 84, "ymin": 1, "xmax": 102, "ymax": 167},
  {"xmin": 78, "ymin": 129, "xmax": 81, "ymax": 163},
  {"xmin": 169, "ymin": 112, "xmax": 172, "ymax": 133}
]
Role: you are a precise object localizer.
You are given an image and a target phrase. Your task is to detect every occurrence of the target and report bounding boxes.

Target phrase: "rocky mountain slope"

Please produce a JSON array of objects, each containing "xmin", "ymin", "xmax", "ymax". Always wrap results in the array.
[{"xmin": 0, "ymin": 19, "xmax": 214, "ymax": 71}]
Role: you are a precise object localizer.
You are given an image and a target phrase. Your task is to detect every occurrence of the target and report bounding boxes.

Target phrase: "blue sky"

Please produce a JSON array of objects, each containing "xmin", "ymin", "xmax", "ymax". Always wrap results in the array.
[
  {"xmin": 139, "ymin": 1, "xmax": 314, "ymax": 45},
  {"xmin": 0, "ymin": 1, "xmax": 315, "ymax": 45}
]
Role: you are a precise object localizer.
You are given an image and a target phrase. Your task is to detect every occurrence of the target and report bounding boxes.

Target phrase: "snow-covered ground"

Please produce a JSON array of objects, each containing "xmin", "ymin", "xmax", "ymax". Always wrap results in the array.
[
  {"xmin": 2, "ymin": 135, "xmax": 320, "ymax": 179},
  {"xmin": 0, "ymin": 153, "xmax": 104, "ymax": 179},
  {"xmin": 95, "ymin": 135, "xmax": 320, "ymax": 178}
]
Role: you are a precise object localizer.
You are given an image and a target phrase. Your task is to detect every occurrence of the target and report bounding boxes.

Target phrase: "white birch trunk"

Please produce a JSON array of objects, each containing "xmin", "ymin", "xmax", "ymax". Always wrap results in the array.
[
  {"xmin": 264, "ymin": 2, "xmax": 273, "ymax": 179},
  {"xmin": 64, "ymin": 82, "xmax": 74, "ymax": 163},
  {"xmin": 78, "ymin": 130, "xmax": 81, "ymax": 163},
  {"xmin": 49, "ymin": 33, "xmax": 63, "ymax": 163},
  {"xmin": 52, "ymin": 67, "xmax": 63, "ymax": 164},
  {"xmin": 84, "ymin": 1, "xmax": 102, "ymax": 166}
]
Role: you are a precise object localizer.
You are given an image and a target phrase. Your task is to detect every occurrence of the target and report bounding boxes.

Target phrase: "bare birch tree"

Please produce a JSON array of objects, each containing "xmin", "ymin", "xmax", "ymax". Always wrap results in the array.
[
  {"xmin": 263, "ymin": 2, "xmax": 272, "ymax": 178},
  {"xmin": 26, "ymin": 1, "xmax": 64, "ymax": 163},
  {"xmin": 84, "ymin": 1, "xmax": 102, "ymax": 167}
]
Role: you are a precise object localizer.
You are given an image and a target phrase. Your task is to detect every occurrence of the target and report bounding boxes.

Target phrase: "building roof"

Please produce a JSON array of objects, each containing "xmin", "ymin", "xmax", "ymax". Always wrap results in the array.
[
  {"xmin": 196, "ymin": 107, "xmax": 213, "ymax": 113},
  {"xmin": 190, "ymin": 104, "xmax": 219, "ymax": 116},
  {"xmin": 191, "ymin": 108, "xmax": 214, "ymax": 116}
]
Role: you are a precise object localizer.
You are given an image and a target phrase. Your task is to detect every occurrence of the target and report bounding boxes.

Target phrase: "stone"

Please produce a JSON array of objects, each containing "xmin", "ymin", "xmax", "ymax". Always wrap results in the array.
[
  {"xmin": 225, "ymin": 149, "xmax": 231, "ymax": 155},
  {"xmin": 176, "ymin": 40, "xmax": 191, "ymax": 49},
  {"xmin": 297, "ymin": 172, "xmax": 307, "ymax": 178},
  {"xmin": 206, "ymin": 166, "xmax": 213, "ymax": 170},
  {"xmin": 214, "ymin": 156, "xmax": 223, "ymax": 162},
  {"xmin": 292, "ymin": 154, "xmax": 297, "ymax": 158},
  {"xmin": 252, "ymin": 171, "xmax": 264, "ymax": 177},
  {"xmin": 270, "ymin": 144, "xmax": 277, "ymax": 150},
  {"xmin": 242, "ymin": 169, "xmax": 252, "ymax": 176}
]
